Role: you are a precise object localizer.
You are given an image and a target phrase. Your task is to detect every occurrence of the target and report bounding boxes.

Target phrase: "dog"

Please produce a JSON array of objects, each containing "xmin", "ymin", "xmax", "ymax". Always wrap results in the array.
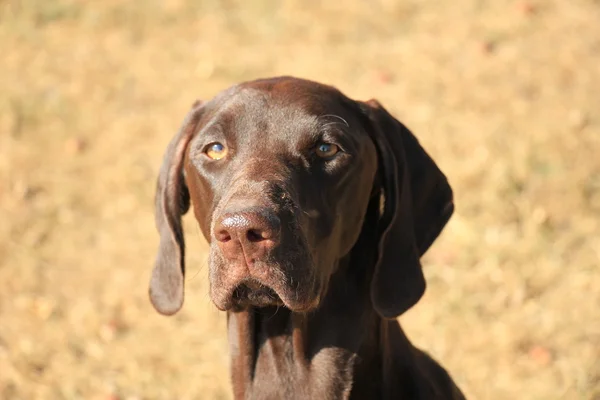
[{"xmin": 149, "ymin": 76, "xmax": 465, "ymax": 399}]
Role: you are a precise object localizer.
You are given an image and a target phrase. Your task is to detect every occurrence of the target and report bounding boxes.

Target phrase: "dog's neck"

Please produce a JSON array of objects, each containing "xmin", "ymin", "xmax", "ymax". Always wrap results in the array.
[
  {"xmin": 225, "ymin": 258, "xmax": 420, "ymax": 399},
  {"xmin": 226, "ymin": 266, "xmax": 380, "ymax": 400}
]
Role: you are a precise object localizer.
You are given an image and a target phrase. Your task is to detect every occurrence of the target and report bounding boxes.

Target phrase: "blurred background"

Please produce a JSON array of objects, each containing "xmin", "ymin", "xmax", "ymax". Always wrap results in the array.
[{"xmin": 1, "ymin": 0, "xmax": 599, "ymax": 399}]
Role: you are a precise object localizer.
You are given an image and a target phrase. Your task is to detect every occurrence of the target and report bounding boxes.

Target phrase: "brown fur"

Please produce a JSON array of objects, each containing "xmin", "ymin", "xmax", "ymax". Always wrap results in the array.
[{"xmin": 150, "ymin": 77, "xmax": 465, "ymax": 399}]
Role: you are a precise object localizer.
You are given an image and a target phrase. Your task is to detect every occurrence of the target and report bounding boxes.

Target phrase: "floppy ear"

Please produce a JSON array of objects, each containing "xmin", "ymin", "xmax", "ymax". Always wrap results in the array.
[
  {"xmin": 363, "ymin": 99, "xmax": 454, "ymax": 319},
  {"xmin": 149, "ymin": 100, "xmax": 204, "ymax": 316}
]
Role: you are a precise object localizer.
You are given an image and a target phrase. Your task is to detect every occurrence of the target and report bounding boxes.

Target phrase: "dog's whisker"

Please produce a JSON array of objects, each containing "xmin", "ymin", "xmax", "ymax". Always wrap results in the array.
[
  {"xmin": 186, "ymin": 259, "xmax": 207, "ymax": 282},
  {"xmin": 319, "ymin": 113, "xmax": 350, "ymax": 127}
]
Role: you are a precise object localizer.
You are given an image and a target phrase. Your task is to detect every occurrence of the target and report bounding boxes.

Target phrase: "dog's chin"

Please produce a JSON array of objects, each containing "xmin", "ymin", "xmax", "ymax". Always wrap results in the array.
[
  {"xmin": 212, "ymin": 279, "xmax": 321, "ymax": 313},
  {"xmin": 230, "ymin": 280, "xmax": 284, "ymax": 310}
]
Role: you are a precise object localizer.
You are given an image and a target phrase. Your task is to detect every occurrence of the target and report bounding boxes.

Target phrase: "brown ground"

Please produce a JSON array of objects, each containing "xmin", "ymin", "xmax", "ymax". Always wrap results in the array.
[{"xmin": 1, "ymin": 1, "xmax": 599, "ymax": 399}]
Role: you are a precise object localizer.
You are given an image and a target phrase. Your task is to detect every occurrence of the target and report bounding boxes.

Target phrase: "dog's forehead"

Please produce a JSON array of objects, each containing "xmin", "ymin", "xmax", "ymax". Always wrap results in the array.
[
  {"xmin": 211, "ymin": 77, "xmax": 351, "ymax": 120},
  {"xmin": 196, "ymin": 77, "xmax": 369, "ymax": 151},
  {"xmin": 242, "ymin": 77, "xmax": 344, "ymax": 104}
]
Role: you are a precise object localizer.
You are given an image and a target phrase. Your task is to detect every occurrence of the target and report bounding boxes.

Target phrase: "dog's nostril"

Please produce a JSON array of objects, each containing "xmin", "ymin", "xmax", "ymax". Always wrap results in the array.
[
  {"xmin": 215, "ymin": 230, "xmax": 232, "ymax": 242},
  {"xmin": 247, "ymin": 229, "xmax": 267, "ymax": 242}
]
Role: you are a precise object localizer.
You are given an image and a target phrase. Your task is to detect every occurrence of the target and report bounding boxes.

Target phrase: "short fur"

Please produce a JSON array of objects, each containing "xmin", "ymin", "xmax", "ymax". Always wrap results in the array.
[{"xmin": 150, "ymin": 77, "xmax": 465, "ymax": 399}]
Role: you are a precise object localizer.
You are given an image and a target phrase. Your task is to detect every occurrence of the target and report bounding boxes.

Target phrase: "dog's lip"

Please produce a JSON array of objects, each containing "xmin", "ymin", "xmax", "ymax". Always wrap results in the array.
[
  {"xmin": 241, "ymin": 279, "xmax": 263, "ymax": 291},
  {"xmin": 209, "ymin": 250, "xmax": 320, "ymax": 313},
  {"xmin": 212, "ymin": 278, "xmax": 319, "ymax": 313},
  {"xmin": 230, "ymin": 279, "xmax": 284, "ymax": 308},
  {"xmin": 233, "ymin": 278, "xmax": 277, "ymax": 298}
]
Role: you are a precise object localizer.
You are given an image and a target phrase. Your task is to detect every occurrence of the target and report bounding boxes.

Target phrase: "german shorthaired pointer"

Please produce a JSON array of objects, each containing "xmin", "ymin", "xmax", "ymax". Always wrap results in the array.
[{"xmin": 150, "ymin": 77, "xmax": 465, "ymax": 399}]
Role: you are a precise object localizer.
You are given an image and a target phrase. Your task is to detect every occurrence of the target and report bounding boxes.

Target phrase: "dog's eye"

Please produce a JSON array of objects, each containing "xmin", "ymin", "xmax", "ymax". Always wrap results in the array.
[
  {"xmin": 205, "ymin": 142, "xmax": 228, "ymax": 160},
  {"xmin": 315, "ymin": 142, "xmax": 339, "ymax": 159}
]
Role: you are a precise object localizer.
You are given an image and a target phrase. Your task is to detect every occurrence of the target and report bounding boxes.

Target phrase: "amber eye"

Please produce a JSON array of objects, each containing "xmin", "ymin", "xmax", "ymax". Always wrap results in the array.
[
  {"xmin": 205, "ymin": 142, "xmax": 228, "ymax": 160},
  {"xmin": 315, "ymin": 142, "xmax": 339, "ymax": 159}
]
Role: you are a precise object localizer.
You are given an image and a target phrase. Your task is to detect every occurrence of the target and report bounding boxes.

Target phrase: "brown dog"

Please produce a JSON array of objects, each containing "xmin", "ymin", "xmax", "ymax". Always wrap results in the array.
[{"xmin": 150, "ymin": 77, "xmax": 465, "ymax": 399}]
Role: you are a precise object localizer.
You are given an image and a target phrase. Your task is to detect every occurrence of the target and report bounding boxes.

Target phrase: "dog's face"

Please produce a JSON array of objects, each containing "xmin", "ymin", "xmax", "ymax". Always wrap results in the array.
[
  {"xmin": 150, "ymin": 77, "xmax": 454, "ymax": 318},
  {"xmin": 184, "ymin": 80, "xmax": 378, "ymax": 312}
]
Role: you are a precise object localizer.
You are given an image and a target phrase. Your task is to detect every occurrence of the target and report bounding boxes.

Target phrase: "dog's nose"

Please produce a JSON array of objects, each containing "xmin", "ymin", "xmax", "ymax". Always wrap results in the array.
[{"xmin": 213, "ymin": 208, "xmax": 281, "ymax": 263}]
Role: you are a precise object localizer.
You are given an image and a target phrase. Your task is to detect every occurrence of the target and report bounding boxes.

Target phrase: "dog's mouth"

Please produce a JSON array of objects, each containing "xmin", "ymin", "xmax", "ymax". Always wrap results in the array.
[
  {"xmin": 208, "ymin": 243, "xmax": 321, "ymax": 313},
  {"xmin": 230, "ymin": 279, "xmax": 284, "ymax": 309}
]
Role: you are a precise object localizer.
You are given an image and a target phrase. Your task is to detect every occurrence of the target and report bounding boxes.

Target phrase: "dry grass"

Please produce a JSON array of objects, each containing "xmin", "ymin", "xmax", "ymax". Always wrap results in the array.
[{"xmin": 1, "ymin": 0, "xmax": 599, "ymax": 399}]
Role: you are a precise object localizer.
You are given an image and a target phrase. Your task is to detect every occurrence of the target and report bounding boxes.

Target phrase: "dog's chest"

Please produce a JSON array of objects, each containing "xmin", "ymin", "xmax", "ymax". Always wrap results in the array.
[{"xmin": 247, "ymin": 340, "xmax": 356, "ymax": 400}]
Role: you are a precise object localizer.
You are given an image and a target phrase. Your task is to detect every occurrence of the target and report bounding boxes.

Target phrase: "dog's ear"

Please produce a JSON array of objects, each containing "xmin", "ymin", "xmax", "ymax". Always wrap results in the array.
[
  {"xmin": 362, "ymin": 99, "xmax": 454, "ymax": 319},
  {"xmin": 149, "ymin": 100, "xmax": 204, "ymax": 316}
]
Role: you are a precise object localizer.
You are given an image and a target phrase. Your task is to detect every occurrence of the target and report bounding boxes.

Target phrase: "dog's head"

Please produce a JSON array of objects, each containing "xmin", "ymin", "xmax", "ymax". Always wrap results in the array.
[{"xmin": 149, "ymin": 77, "xmax": 453, "ymax": 318}]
